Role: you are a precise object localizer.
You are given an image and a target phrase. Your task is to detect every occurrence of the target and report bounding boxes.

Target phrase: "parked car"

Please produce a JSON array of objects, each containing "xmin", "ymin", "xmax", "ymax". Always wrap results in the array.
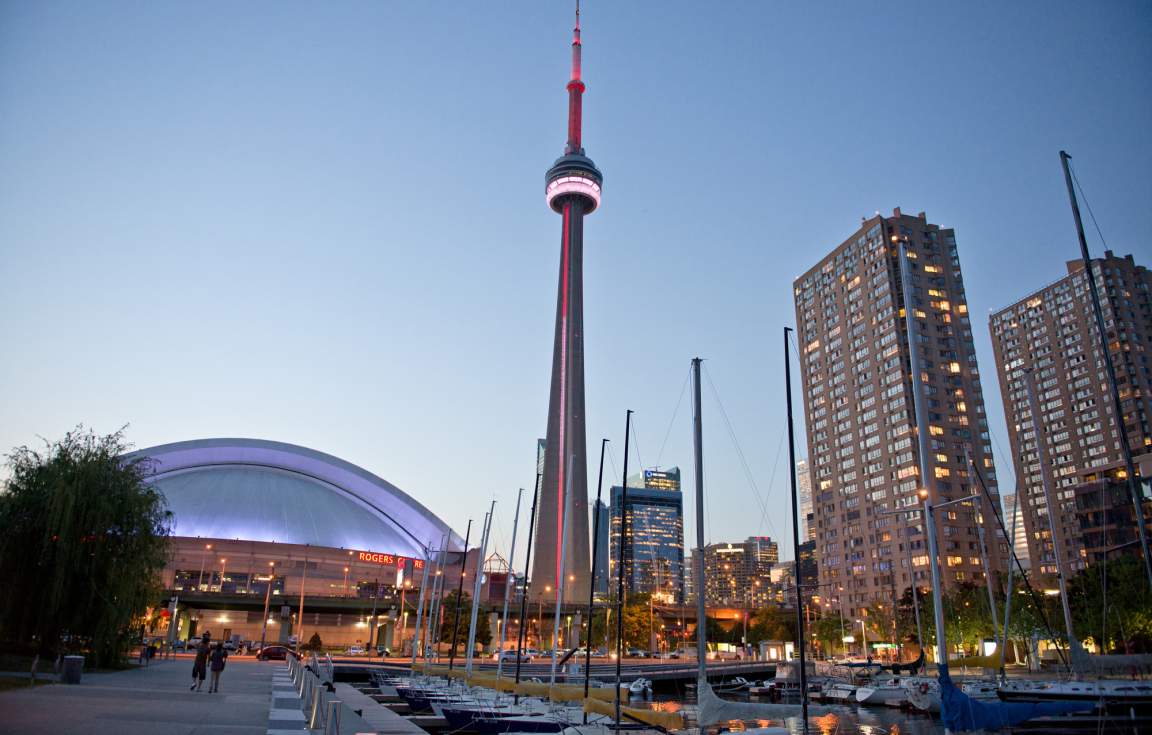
[
  {"xmin": 626, "ymin": 648, "xmax": 649, "ymax": 658},
  {"xmin": 345, "ymin": 645, "xmax": 366, "ymax": 656},
  {"xmin": 222, "ymin": 640, "xmax": 237, "ymax": 651},
  {"xmin": 492, "ymin": 649, "xmax": 534, "ymax": 663},
  {"xmin": 255, "ymin": 645, "xmax": 298, "ymax": 661},
  {"xmin": 375, "ymin": 645, "xmax": 392, "ymax": 657}
]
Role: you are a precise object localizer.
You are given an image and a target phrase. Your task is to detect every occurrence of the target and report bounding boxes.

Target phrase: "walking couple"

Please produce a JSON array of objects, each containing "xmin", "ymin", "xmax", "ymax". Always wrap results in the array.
[{"xmin": 191, "ymin": 631, "xmax": 228, "ymax": 693}]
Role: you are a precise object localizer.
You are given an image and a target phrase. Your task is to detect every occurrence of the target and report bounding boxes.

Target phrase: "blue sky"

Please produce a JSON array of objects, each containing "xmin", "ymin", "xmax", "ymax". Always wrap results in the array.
[{"xmin": 1, "ymin": 1, "xmax": 1149, "ymax": 564}]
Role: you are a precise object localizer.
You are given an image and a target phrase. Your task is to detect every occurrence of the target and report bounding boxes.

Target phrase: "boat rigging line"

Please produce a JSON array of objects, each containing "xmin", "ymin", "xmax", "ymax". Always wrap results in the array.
[
  {"xmin": 655, "ymin": 366, "xmax": 692, "ymax": 469},
  {"xmin": 701, "ymin": 362, "xmax": 781, "ymax": 544},
  {"xmin": 1060, "ymin": 150, "xmax": 1152, "ymax": 590},
  {"xmin": 968, "ymin": 446, "xmax": 1070, "ymax": 670}
]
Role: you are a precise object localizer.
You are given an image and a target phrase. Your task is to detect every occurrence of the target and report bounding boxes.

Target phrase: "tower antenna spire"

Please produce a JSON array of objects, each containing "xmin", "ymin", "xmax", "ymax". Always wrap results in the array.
[{"xmin": 565, "ymin": 0, "xmax": 585, "ymax": 153}]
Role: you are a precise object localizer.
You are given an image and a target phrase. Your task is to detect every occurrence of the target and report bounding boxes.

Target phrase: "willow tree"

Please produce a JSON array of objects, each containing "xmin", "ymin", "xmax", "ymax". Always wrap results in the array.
[{"xmin": 0, "ymin": 427, "xmax": 171, "ymax": 667}]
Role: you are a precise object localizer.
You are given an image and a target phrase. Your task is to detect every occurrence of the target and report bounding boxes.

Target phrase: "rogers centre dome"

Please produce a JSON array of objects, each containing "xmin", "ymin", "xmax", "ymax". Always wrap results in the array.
[
  {"xmin": 132, "ymin": 439, "xmax": 472, "ymax": 650},
  {"xmin": 132, "ymin": 438, "xmax": 464, "ymax": 556}
]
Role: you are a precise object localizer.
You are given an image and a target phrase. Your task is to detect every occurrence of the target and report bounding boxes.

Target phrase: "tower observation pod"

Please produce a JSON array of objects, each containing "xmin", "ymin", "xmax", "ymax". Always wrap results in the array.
[{"xmin": 532, "ymin": 2, "xmax": 601, "ymax": 605}]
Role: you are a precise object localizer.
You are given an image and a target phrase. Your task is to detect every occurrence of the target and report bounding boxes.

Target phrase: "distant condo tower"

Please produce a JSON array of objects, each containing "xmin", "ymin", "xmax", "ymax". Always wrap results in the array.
[{"xmin": 530, "ymin": 4, "xmax": 601, "ymax": 603}]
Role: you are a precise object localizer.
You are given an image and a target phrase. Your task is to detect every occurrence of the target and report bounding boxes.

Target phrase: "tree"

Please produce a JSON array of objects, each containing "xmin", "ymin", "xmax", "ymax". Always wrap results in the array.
[
  {"xmin": 304, "ymin": 633, "xmax": 323, "ymax": 652},
  {"xmin": 812, "ymin": 615, "xmax": 846, "ymax": 656},
  {"xmin": 438, "ymin": 591, "xmax": 491, "ymax": 651},
  {"xmin": 748, "ymin": 605, "xmax": 796, "ymax": 643},
  {"xmin": 1068, "ymin": 554, "xmax": 1152, "ymax": 653},
  {"xmin": 0, "ymin": 427, "xmax": 172, "ymax": 667}
]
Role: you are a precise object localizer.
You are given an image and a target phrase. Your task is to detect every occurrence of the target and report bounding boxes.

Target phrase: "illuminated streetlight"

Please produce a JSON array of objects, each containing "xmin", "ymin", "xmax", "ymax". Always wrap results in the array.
[
  {"xmin": 197, "ymin": 543, "xmax": 213, "ymax": 591},
  {"xmin": 259, "ymin": 561, "xmax": 276, "ymax": 649}
]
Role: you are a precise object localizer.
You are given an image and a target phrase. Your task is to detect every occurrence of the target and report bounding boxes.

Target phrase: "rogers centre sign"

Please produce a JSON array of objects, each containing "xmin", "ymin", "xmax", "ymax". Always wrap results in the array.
[{"xmin": 356, "ymin": 551, "xmax": 424, "ymax": 569}]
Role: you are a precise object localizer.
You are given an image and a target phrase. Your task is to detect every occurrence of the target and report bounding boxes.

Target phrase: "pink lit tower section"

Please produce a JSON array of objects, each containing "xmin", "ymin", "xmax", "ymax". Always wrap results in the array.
[{"xmin": 530, "ymin": 3, "xmax": 601, "ymax": 604}]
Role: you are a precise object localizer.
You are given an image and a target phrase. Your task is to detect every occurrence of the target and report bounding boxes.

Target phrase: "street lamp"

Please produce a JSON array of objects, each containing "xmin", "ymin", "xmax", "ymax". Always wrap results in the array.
[
  {"xmin": 259, "ymin": 561, "xmax": 276, "ymax": 649},
  {"xmin": 218, "ymin": 558, "xmax": 227, "ymax": 593},
  {"xmin": 399, "ymin": 580, "xmax": 412, "ymax": 654},
  {"xmin": 540, "ymin": 586, "xmax": 551, "ymax": 648},
  {"xmin": 343, "ymin": 566, "xmax": 350, "ymax": 597},
  {"xmin": 197, "ymin": 543, "xmax": 213, "ymax": 591}
]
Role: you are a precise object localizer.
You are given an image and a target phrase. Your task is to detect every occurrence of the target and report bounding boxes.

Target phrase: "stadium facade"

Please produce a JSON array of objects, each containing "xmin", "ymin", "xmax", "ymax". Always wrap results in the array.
[{"xmin": 135, "ymin": 438, "xmax": 471, "ymax": 650}]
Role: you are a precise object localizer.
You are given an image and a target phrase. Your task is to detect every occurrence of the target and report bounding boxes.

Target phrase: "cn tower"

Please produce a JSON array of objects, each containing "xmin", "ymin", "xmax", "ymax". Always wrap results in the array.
[{"xmin": 530, "ymin": 3, "xmax": 601, "ymax": 604}]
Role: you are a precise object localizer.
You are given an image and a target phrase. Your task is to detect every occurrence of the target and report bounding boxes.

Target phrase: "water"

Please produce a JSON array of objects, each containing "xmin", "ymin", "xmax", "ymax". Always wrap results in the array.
[{"xmin": 640, "ymin": 692, "xmax": 946, "ymax": 735}]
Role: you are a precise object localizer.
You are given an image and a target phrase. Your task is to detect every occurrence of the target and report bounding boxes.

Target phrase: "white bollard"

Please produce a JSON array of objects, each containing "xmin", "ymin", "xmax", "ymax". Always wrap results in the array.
[
  {"xmin": 324, "ymin": 700, "xmax": 342, "ymax": 735},
  {"xmin": 309, "ymin": 685, "xmax": 325, "ymax": 729}
]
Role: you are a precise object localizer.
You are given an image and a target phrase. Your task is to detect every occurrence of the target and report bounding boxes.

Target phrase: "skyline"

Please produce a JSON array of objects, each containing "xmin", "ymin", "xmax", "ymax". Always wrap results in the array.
[{"xmin": 1, "ymin": 2, "xmax": 1151, "ymax": 565}]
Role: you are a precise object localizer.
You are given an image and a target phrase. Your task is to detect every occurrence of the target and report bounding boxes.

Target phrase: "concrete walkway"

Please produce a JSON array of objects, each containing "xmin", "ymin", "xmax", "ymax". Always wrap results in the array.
[{"xmin": 0, "ymin": 655, "xmax": 278, "ymax": 735}]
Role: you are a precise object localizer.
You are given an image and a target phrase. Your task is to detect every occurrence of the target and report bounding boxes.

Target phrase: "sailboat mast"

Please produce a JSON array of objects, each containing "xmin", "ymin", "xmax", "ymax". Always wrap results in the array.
[
  {"xmin": 691, "ymin": 358, "xmax": 707, "ymax": 681},
  {"xmin": 784, "ymin": 330, "xmax": 809, "ymax": 721},
  {"xmin": 410, "ymin": 539, "xmax": 433, "ymax": 667},
  {"xmin": 447, "ymin": 519, "xmax": 473, "ymax": 670},
  {"xmin": 1024, "ymin": 367, "xmax": 1078, "ymax": 670},
  {"xmin": 924, "ymin": 498, "xmax": 949, "ymax": 677},
  {"xmin": 514, "ymin": 474, "xmax": 541, "ymax": 691},
  {"xmin": 466, "ymin": 504, "xmax": 495, "ymax": 677},
  {"xmin": 968, "ymin": 448, "xmax": 1001, "ymax": 652},
  {"xmin": 584, "ymin": 438, "xmax": 609, "ymax": 713},
  {"xmin": 1059, "ymin": 150, "xmax": 1152, "ymax": 589},
  {"xmin": 496, "ymin": 490, "xmax": 524, "ymax": 679},
  {"xmin": 1000, "ymin": 495, "xmax": 1021, "ymax": 677},
  {"xmin": 425, "ymin": 534, "xmax": 449, "ymax": 662},
  {"xmin": 550, "ymin": 455, "xmax": 574, "ymax": 685},
  {"xmin": 615, "ymin": 410, "xmax": 633, "ymax": 731}
]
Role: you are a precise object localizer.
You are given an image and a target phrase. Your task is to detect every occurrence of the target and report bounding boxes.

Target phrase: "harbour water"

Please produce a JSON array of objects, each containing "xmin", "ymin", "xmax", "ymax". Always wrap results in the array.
[{"xmin": 644, "ymin": 692, "xmax": 946, "ymax": 735}]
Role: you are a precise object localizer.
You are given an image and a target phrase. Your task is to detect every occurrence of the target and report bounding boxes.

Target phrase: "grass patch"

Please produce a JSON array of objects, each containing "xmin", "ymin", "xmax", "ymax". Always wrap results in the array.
[{"xmin": 0, "ymin": 676, "xmax": 52, "ymax": 692}]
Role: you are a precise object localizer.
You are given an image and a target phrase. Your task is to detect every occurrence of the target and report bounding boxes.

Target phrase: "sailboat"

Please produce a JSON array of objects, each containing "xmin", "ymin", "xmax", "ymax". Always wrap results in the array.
[{"xmin": 691, "ymin": 354, "xmax": 837, "ymax": 733}]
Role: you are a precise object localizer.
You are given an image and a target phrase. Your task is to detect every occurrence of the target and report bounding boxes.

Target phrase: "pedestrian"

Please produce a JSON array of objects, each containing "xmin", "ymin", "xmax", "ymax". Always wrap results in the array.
[
  {"xmin": 191, "ymin": 632, "xmax": 211, "ymax": 691},
  {"xmin": 209, "ymin": 641, "xmax": 228, "ymax": 693}
]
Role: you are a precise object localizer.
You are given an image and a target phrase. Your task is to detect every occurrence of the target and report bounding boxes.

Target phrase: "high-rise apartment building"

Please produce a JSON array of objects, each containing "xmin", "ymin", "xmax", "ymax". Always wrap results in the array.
[
  {"xmin": 798, "ymin": 459, "xmax": 815, "ymax": 542},
  {"xmin": 700, "ymin": 537, "xmax": 778, "ymax": 607},
  {"xmin": 609, "ymin": 468, "xmax": 685, "ymax": 603},
  {"xmin": 794, "ymin": 208, "xmax": 1006, "ymax": 616},
  {"xmin": 989, "ymin": 252, "xmax": 1152, "ymax": 580}
]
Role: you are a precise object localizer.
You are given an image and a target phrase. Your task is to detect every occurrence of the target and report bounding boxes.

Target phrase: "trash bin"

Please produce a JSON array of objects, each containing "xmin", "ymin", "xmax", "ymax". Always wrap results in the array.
[{"xmin": 61, "ymin": 655, "xmax": 84, "ymax": 684}]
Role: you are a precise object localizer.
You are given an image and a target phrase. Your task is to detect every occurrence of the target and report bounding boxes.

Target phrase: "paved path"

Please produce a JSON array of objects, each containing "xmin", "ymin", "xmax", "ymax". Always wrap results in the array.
[{"xmin": 0, "ymin": 656, "xmax": 278, "ymax": 735}]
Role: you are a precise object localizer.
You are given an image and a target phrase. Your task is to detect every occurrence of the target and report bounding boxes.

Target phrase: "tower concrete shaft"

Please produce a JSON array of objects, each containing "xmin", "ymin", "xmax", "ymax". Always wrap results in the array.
[{"xmin": 531, "ymin": 4, "xmax": 601, "ymax": 604}]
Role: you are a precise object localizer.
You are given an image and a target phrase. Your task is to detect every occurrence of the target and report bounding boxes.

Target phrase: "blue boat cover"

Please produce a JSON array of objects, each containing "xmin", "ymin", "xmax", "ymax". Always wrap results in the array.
[{"xmin": 939, "ymin": 663, "xmax": 1094, "ymax": 731}]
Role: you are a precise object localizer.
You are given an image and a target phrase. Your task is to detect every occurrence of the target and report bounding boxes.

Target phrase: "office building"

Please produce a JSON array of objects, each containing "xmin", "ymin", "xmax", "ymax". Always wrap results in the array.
[
  {"xmin": 794, "ymin": 208, "xmax": 1005, "ymax": 616},
  {"xmin": 990, "ymin": 252, "xmax": 1152, "ymax": 580},
  {"xmin": 592, "ymin": 497, "xmax": 610, "ymax": 596},
  {"xmin": 609, "ymin": 468, "xmax": 685, "ymax": 603},
  {"xmin": 1000, "ymin": 493, "xmax": 1031, "ymax": 572},
  {"xmin": 700, "ymin": 537, "xmax": 778, "ymax": 608}
]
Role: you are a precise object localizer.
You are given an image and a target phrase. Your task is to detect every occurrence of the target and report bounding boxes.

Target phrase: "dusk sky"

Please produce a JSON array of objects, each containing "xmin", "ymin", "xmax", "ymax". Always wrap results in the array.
[{"xmin": 1, "ymin": 2, "xmax": 1149, "ymax": 564}]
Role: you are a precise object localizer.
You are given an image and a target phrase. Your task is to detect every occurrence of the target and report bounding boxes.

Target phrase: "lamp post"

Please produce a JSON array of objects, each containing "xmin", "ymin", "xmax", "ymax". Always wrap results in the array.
[
  {"xmin": 259, "ymin": 561, "xmax": 276, "ymax": 649},
  {"xmin": 197, "ymin": 543, "xmax": 212, "ymax": 591},
  {"xmin": 343, "ymin": 566, "xmax": 350, "ymax": 597},
  {"xmin": 539, "ymin": 586, "xmax": 551, "ymax": 648},
  {"xmin": 875, "ymin": 506, "xmax": 925, "ymax": 661},
  {"xmin": 218, "ymin": 557, "xmax": 227, "ymax": 593},
  {"xmin": 399, "ymin": 580, "xmax": 412, "ymax": 653}
]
